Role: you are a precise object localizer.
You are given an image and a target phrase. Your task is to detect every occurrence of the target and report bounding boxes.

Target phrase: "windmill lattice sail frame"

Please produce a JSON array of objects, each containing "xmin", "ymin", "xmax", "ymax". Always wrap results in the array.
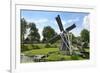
[{"xmin": 49, "ymin": 15, "xmax": 76, "ymax": 55}]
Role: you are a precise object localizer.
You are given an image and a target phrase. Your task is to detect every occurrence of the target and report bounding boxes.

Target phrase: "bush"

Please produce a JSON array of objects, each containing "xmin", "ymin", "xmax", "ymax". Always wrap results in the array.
[
  {"xmin": 45, "ymin": 44, "xmax": 58, "ymax": 48},
  {"xmin": 32, "ymin": 44, "xmax": 41, "ymax": 49},
  {"xmin": 21, "ymin": 44, "xmax": 29, "ymax": 52},
  {"xmin": 82, "ymin": 42, "xmax": 89, "ymax": 48},
  {"xmin": 45, "ymin": 44, "xmax": 51, "ymax": 48},
  {"xmin": 60, "ymin": 57, "xmax": 65, "ymax": 61},
  {"xmin": 52, "ymin": 44, "xmax": 57, "ymax": 48},
  {"xmin": 71, "ymin": 55, "xmax": 79, "ymax": 60},
  {"xmin": 21, "ymin": 44, "xmax": 41, "ymax": 52}
]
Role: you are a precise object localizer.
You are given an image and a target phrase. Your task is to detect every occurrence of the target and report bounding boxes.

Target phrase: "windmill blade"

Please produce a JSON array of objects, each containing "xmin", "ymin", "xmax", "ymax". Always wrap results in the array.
[
  {"xmin": 65, "ymin": 24, "xmax": 76, "ymax": 32},
  {"xmin": 55, "ymin": 15, "xmax": 64, "ymax": 32},
  {"xmin": 48, "ymin": 34, "xmax": 61, "ymax": 44}
]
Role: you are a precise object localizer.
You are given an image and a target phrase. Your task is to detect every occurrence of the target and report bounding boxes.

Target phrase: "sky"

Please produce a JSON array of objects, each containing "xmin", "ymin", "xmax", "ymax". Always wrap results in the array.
[{"xmin": 21, "ymin": 10, "xmax": 89, "ymax": 40}]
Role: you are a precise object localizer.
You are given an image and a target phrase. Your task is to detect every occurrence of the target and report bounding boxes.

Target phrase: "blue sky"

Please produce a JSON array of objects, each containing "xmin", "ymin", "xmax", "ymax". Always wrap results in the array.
[{"xmin": 21, "ymin": 10, "xmax": 89, "ymax": 40}]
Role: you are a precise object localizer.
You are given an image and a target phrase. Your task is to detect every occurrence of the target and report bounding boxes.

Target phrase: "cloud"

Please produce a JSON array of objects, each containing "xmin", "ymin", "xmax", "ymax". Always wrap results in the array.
[
  {"xmin": 71, "ymin": 15, "xmax": 90, "ymax": 37},
  {"xmin": 24, "ymin": 28, "xmax": 30, "ymax": 39},
  {"xmin": 34, "ymin": 19, "xmax": 49, "ymax": 25},
  {"xmin": 70, "ymin": 28, "xmax": 81, "ymax": 37},
  {"xmin": 25, "ymin": 18, "xmax": 57, "ymax": 40},
  {"xmin": 38, "ymin": 28, "xmax": 43, "ymax": 40},
  {"xmin": 24, "ymin": 18, "xmax": 49, "ymax": 40},
  {"xmin": 82, "ymin": 15, "xmax": 90, "ymax": 30},
  {"xmin": 27, "ymin": 18, "xmax": 49, "ymax": 26},
  {"xmin": 61, "ymin": 20, "xmax": 67, "ymax": 25},
  {"xmin": 66, "ymin": 18, "xmax": 79, "ymax": 24},
  {"xmin": 61, "ymin": 18, "xmax": 79, "ymax": 27}
]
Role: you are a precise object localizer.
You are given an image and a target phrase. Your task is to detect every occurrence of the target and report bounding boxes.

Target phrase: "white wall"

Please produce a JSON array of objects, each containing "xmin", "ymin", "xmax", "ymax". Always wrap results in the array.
[{"xmin": 0, "ymin": 0, "xmax": 100, "ymax": 73}]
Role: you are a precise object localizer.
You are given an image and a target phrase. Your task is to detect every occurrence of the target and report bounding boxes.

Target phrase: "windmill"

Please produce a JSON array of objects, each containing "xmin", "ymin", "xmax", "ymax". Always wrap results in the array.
[{"xmin": 48, "ymin": 15, "xmax": 76, "ymax": 55}]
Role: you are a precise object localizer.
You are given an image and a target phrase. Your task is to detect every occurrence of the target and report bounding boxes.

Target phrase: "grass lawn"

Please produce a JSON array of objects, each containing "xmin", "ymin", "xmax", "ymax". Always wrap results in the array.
[
  {"xmin": 21, "ymin": 44, "xmax": 89, "ymax": 62},
  {"xmin": 45, "ymin": 53, "xmax": 72, "ymax": 61},
  {"xmin": 23, "ymin": 48, "xmax": 59, "ymax": 56}
]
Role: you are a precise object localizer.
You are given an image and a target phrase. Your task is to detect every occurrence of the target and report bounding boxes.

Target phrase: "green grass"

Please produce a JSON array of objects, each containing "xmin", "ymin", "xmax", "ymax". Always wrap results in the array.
[
  {"xmin": 23, "ymin": 48, "xmax": 59, "ymax": 56},
  {"xmin": 46, "ymin": 53, "xmax": 72, "ymax": 61},
  {"xmin": 21, "ymin": 44, "xmax": 89, "ymax": 62},
  {"xmin": 71, "ymin": 55, "xmax": 84, "ymax": 60},
  {"xmin": 24, "ymin": 44, "xmax": 45, "ymax": 49}
]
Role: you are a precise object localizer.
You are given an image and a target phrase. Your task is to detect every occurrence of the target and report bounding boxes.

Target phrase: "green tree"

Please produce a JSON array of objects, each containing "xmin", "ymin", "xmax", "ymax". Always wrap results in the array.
[
  {"xmin": 28, "ymin": 22, "xmax": 40, "ymax": 43},
  {"xmin": 80, "ymin": 29, "xmax": 89, "ymax": 43},
  {"xmin": 42, "ymin": 26, "xmax": 57, "ymax": 42},
  {"xmin": 21, "ymin": 18, "xmax": 27, "ymax": 44}
]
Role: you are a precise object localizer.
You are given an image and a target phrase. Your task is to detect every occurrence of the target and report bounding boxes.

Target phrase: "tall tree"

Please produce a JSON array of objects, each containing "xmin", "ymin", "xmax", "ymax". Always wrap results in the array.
[
  {"xmin": 42, "ymin": 26, "xmax": 57, "ymax": 42},
  {"xmin": 28, "ymin": 22, "xmax": 40, "ymax": 43},
  {"xmin": 81, "ymin": 29, "xmax": 89, "ymax": 43},
  {"xmin": 21, "ymin": 18, "xmax": 27, "ymax": 44}
]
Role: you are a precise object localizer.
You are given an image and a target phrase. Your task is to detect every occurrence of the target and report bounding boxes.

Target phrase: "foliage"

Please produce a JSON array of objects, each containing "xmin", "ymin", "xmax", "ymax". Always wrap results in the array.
[
  {"xmin": 44, "ymin": 44, "xmax": 58, "ymax": 48},
  {"xmin": 21, "ymin": 18, "xmax": 28, "ymax": 44},
  {"xmin": 42, "ymin": 26, "xmax": 57, "ymax": 42},
  {"xmin": 21, "ymin": 44, "xmax": 29, "ymax": 52},
  {"xmin": 81, "ymin": 29, "xmax": 89, "ymax": 43},
  {"xmin": 21, "ymin": 44, "xmax": 42, "ymax": 52},
  {"xmin": 71, "ymin": 55, "xmax": 79, "ymax": 60},
  {"xmin": 31, "ymin": 44, "xmax": 41, "ymax": 49},
  {"xmin": 27, "ymin": 22, "xmax": 40, "ymax": 43},
  {"xmin": 23, "ymin": 48, "xmax": 59, "ymax": 56},
  {"xmin": 46, "ymin": 53, "xmax": 71, "ymax": 61},
  {"xmin": 44, "ymin": 44, "xmax": 51, "ymax": 48}
]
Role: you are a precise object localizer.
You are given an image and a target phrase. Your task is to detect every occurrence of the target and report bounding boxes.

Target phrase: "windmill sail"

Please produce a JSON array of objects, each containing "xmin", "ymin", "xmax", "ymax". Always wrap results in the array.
[
  {"xmin": 55, "ymin": 15, "xmax": 64, "ymax": 32},
  {"xmin": 48, "ymin": 15, "xmax": 77, "ymax": 55},
  {"xmin": 48, "ymin": 35, "xmax": 61, "ymax": 44},
  {"xmin": 65, "ymin": 24, "xmax": 76, "ymax": 32}
]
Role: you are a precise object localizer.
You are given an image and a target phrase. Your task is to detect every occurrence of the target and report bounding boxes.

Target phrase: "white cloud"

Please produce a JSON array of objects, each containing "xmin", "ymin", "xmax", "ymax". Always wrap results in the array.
[
  {"xmin": 26, "ymin": 18, "xmax": 57, "ymax": 40},
  {"xmin": 62, "ymin": 18, "xmax": 80, "ymax": 36},
  {"xmin": 27, "ymin": 18, "xmax": 49, "ymax": 26},
  {"xmin": 70, "ymin": 28, "xmax": 81, "ymax": 37},
  {"xmin": 66, "ymin": 18, "xmax": 79, "ymax": 24},
  {"xmin": 82, "ymin": 15, "xmax": 90, "ymax": 30},
  {"xmin": 60, "ymin": 18, "xmax": 79, "ymax": 27},
  {"xmin": 71, "ymin": 15, "xmax": 90, "ymax": 37},
  {"xmin": 24, "ymin": 28, "xmax": 30, "ymax": 39},
  {"xmin": 68, "ymin": 18, "xmax": 79, "ymax": 23},
  {"xmin": 34, "ymin": 19, "xmax": 49, "ymax": 25},
  {"xmin": 38, "ymin": 28, "xmax": 43, "ymax": 40},
  {"xmin": 62, "ymin": 20, "xmax": 67, "ymax": 25}
]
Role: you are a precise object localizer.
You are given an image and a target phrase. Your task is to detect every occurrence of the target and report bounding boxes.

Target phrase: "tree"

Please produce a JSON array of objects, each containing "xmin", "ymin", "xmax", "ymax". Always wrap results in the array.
[
  {"xmin": 80, "ymin": 29, "xmax": 89, "ymax": 43},
  {"xmin": 21, "ymin": 18, "xmax": 28, "ymax": 44},
  {"xmin": 42, "ymin": 26, "xmax": 57, "ymax": 43},
  {"xmin": 80, "ymin": 29, "xmax": 90, "ymax": 48},
  {"xmin": 28, "ymin": 22, "xmax": 40, "ymax": 43}
]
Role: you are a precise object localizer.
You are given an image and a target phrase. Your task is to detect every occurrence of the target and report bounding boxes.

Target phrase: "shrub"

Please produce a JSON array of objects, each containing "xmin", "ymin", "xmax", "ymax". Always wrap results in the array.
[
  {"xmin": 45, "ymin": 44, "xmax": 51, "ymax": 48},
  {"xmin": 60, "ymin": 57, "xmax": 65, "ymax": 61},
  {"xmin": 32, "ymin": 44, "xmax": 41, "ymax": 49},
  {"xmin": 45, "ymin": 44, "xmax": 58, "ymax": 48},
  {"xmin": 52, "ymin": 44, "xmax": 57, "ymax": 48},
  {"xmin": 21, "ymin": 44, "xmax": 29, "ymax": 52},
  {"xmin": 71, "ymin": 55, "xmax": 79, "ymax": 60}
]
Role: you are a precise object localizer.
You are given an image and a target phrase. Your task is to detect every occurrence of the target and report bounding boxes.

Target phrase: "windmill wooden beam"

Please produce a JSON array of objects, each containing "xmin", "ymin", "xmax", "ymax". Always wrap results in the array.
[{"xmin": 48, "ymin": 15, "xmax": 76, "ymax": 55}]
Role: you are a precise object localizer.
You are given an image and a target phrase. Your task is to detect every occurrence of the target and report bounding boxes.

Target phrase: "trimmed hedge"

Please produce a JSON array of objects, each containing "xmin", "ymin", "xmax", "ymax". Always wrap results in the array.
[
  {"xmin": 45, "ymin": 44, "xmax": 58, "ymax": 48},
  {"xmin": 21, "ymin": 44, "xmax": 41, "ymax": 52},
  {"xmin": 32, "ymin": 44, "xmax": 41, "ymax": 49},
  {"xmin": 21, "ymin": 45, "xmax": 29, "ymax": 52}
]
